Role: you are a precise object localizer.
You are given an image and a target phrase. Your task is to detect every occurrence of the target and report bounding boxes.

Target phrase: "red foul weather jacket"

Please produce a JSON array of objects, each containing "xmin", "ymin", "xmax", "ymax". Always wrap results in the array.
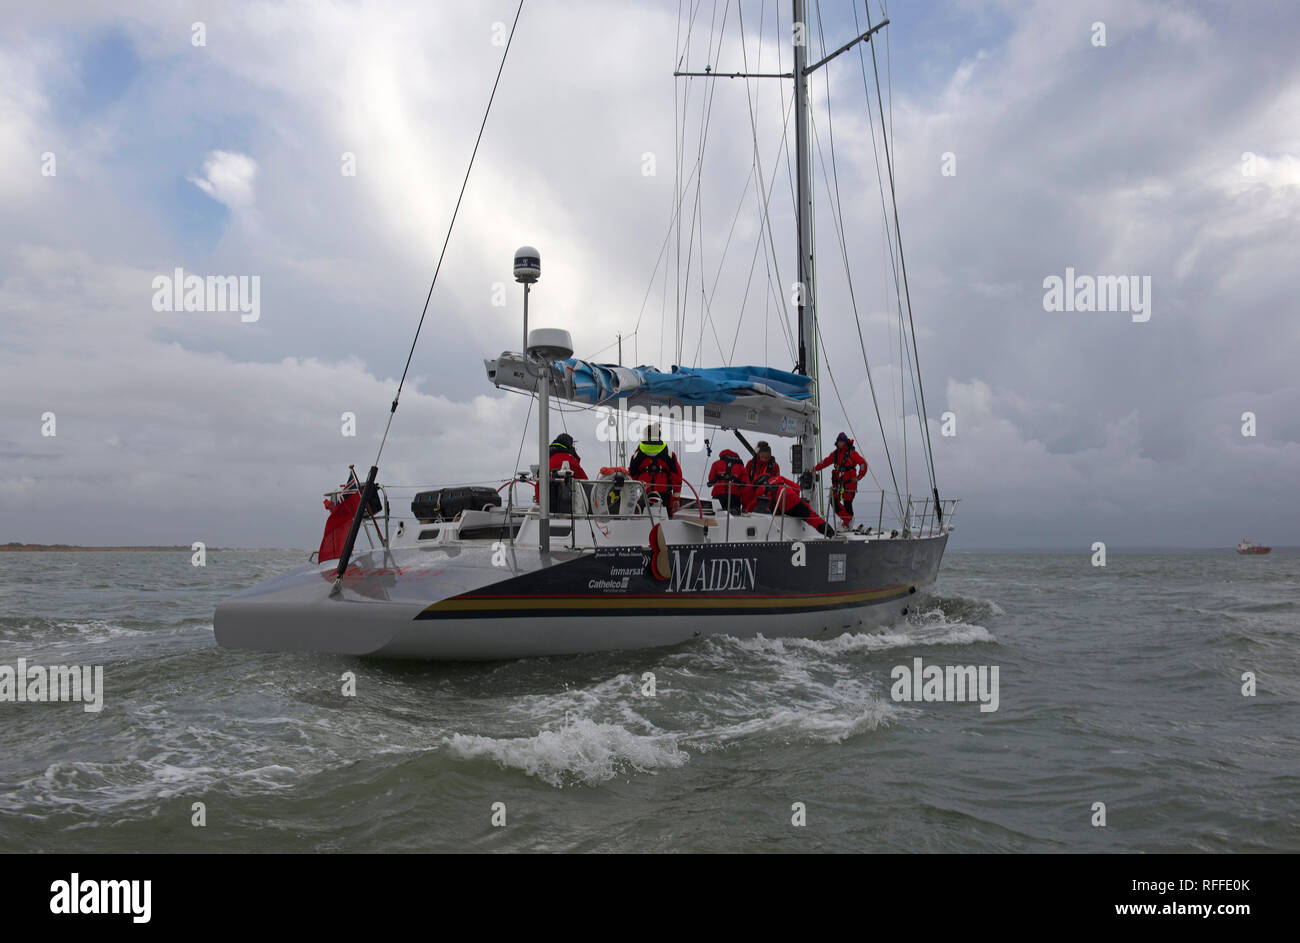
[
  {"xmin": 533, "ymin": 448, "xmax": 588, "ymax": 502},
  {"xmin": 707, "ymin": 449, "xmax": 749, "ymax": 503},
  {"xmin": 629, "ymin": 444, "xmax": 682, "ymax": 507},
  {"xmin": 758, "ymin": 475, "xmax": 832, "ymax": 532},
  {"xmin": 745, "ymin": 455, "xmax": 780, "ymax": 485},
  {"xmin": 815, "ymin": 442, "xmax": 868, "ymax": 496}
]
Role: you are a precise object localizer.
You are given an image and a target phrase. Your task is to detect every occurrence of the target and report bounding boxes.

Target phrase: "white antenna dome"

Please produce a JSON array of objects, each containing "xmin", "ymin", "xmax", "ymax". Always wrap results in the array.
[
  {"xmin": 514, "ymin": 246, "xmax": 540, "ymax": 283},
  {"xmin": 527, "ymin": 327, "xmax": 573, "ymax": 361}
]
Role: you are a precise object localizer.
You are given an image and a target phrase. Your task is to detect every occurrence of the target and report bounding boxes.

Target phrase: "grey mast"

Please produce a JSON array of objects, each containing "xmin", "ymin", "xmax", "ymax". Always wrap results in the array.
[{"xmin": 792, "ymin": 0, "xmax": 819, "ymax": 502}]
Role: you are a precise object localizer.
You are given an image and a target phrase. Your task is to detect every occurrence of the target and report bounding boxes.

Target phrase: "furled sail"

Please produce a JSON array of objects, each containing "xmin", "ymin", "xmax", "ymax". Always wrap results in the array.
[{"xmin": 484, "ymin": 353, "xmax": 815, "ymax": 437}]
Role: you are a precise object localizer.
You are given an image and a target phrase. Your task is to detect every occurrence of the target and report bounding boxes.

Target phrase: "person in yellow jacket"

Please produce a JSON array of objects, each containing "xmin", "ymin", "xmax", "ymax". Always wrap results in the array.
[{"xmin": 628, "ymin": 424, "xmax": 682, "ymax": 511}]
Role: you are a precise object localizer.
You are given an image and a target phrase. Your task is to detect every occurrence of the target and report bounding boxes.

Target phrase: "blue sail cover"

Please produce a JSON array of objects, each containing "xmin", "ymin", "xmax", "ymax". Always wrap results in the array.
[{"xmin": 563, "ymin": 361, "xmax": 812, "ymax": 406}]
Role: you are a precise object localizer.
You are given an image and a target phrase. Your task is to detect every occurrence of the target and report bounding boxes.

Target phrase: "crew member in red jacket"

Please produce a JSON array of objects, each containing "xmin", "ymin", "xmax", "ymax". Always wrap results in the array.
[
  {"xmin": 534, "ymin": 432, "xmax": 588, "ymax": 505},
  {"xmin": 814, "ymin": 431, "xmax": 868, "ymax": 528},
  {"xmin": 745, "ymin": 440, "xmax": 780, "ymax": 484},
  {"xmin": 629, "ymin": 425, "xmax": 682, "ymax": 512},
  {"xmin": 707, "ymin": 448, "xmax": 749, "ymax": 512},
  {"xmin": 757, "ymin": 474, "xmax": 835, "ymax": 538}
]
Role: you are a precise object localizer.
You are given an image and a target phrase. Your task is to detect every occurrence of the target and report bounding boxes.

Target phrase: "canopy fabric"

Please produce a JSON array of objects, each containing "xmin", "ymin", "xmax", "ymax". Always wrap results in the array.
[
  {"xmin": 484, "ymin": 352, "xmax": 816, "ymax": 437},
  {"xmin": 564, "ymin": 361, "xmax": 813, "ymax": 405}
]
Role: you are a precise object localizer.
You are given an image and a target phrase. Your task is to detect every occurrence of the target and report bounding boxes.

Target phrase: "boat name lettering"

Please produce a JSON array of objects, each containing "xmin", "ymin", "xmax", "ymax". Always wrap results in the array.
[{"xmin": 665, "ymin": 550, "xmax": 758, "ymax": 593}]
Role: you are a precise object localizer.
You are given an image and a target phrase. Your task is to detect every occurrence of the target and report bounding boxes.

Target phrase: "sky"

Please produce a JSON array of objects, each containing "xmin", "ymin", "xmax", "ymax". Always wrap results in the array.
[{"xmin": 1, "ymin": 0, "xmax": 1297, "ymax": 550}]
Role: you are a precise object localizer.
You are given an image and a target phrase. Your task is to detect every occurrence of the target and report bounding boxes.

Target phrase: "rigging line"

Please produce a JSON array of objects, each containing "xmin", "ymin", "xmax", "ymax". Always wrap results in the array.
[
  {"xmin": 865, "ymin": 11, "xmax": 939, "ymax": 505},
  {"xmin": 498, "ymin": 385, "xmax": 614, "ymax": 418},
  {"xmin": 674, "ymin": 1, "xmax": 711, "ymax": 367},
  {"xmin": 700, "ymin": 3, "xmax": 799, "ymax": 368},
  {"xmin": 716, "ymin": 0, "xmax": 765, "ymax": 369},
  {"xmin": 580, "ymin": 331, "xmax": 637, "ymax": 364},
  {"xmin": 727, "ymin": 85, "xmax": 803, "ymax": 372},
  {"xmin": 698, "ymin": 0, "xmax": 730, "ymax": 366},
  {"xmin": 675, "ymin": 0, "xmax": 699, "ymax": 71},
  {"xmin": 678, "ymin": 0, "xmax": 720, "ymax": 366},
  {"xmin": 738, "ymin": 0, "xmax": 798, "ymax": 363},
  {"xmin": 774, "ymin": 3, "xmax": 797, "ymax": 231},
  {"xmin": 690, "ymin": 3, "xmax": 767, "ymax": 368},
  {"xmin": 900, "ymin": 239, "xmax": 908, "ymax": 493},
  {"xmin": 670, "ymin": 1, "xmax": 706, "ymax": 366},
  {"xmin": 741, "ymin": 0, "xmax": 796, "ymax": 342},
  {"xmin": 373, "ymin": 0, "xmax": 525, "ymax": 467},
  {"xmin": 814, "ymin": 318, "xmax": 897, "ymax": 517},
  {"xmin": 880, "ymin": 3, "xmax": 920, "ymax": 507},
  {"xmin": 726, "ymin": 185, "xmax": 772, "ymax": 365},
  {"xmin": 763, "ymin": 253, "xmax": 770, "ymax": 367},
  {"xmin": 754, "ymin": 0, "xmax": 795, "ymax": 251},
  {"xmin": 858, "ymin": 0, "xmax": 920, "ymax": 483},
  {"xmin": 727, "ymin": 0, "xmax": 772, "ymax": 369},
  {"xmin": 508, "ymin": 394, "xmax": 540, "ymax": 547},
  {"xmin": 881, "ymin": 212, "xmax": 899, "ymax": 481},
  {"xmin": 849, "ymin": 6, "xmax": 904, "ymax": 329},
  {"xmin": 686, "ymin": 0, "xmax": 729, "ymax": 366},
  {"xmin": 807, "ymin": 63, "xmax": 905, "ymax": 516},
  {"xmin": 883, "ymin": 1, "xmax": 896, "ymax": 183},
  {"xmin": 751, "ymin": 99, "xmax": 799, "ymax": 368},
  {"xmin": 632, "ymin": 156, "xmax": 706, "ymax": 338},
  {"xmin": 869, "ymin": 2, "xmax": 917, "ymax": 498},
  {"xmin": 690, "ymin": 160, "xmax": 756, "ymax": 367},
  {"xmin": 671, "ymin": 0, "xmax": 699, "ymax": 370},
  {"xmin": 851, "ymin": 1, "xmax": 918, "ymax": 493},
  {"xmin": 513, "ymin": 391, "xmax": 535, "ymax": 478},
  {"xmin": 655, "ymin": 221, "xmax": 672, "ymax": 367},
  {"xmin": 815, "ymin": 329, "xmax": 891, "ymax": 507}
]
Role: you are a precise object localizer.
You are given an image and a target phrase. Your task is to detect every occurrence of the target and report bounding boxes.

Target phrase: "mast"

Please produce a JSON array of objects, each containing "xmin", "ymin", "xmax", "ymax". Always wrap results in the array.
[{"xmin": 792, "ymin": 0, "xmax": 819, "ymax": 502}]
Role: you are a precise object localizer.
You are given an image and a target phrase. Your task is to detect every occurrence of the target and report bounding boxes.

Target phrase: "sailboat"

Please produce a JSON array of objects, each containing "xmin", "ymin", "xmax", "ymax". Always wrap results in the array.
[{"xmin": 214, "ymin": 1, "xmax": 957, "ymax": 660}]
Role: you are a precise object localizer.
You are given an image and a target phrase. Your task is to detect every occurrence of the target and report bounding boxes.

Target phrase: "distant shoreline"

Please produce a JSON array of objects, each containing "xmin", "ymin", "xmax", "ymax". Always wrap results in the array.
[{"xmin": 2, "ymin": 543, "xmax": 200, "ymax": 552}]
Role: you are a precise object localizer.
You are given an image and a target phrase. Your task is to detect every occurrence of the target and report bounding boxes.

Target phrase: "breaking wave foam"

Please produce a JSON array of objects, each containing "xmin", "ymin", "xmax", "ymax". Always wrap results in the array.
[{"xmin": 443, "ymin": 718, "xmax": 689, "ymax": 787}]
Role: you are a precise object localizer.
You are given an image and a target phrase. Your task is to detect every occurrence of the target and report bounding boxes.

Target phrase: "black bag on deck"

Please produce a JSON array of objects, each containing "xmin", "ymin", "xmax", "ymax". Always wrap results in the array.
[
  {"xmin": 549, "ymin": 472, "xmax": 576, "ymax": 515},
  {"xmin": 411, "ymin": 486, "xmax": 501, "ymax": 523}
]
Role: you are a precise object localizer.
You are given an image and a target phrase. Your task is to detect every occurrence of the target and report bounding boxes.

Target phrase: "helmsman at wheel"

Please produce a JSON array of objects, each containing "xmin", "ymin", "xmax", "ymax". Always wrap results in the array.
[{"xmin": 534, "ymin": 432, "xmax": 588, "ymax": 505}]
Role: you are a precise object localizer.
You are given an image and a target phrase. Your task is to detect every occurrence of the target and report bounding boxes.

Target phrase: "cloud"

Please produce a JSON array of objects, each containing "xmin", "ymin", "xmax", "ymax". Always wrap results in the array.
[
  {"xmin": 188, "ymin": 150, "xmax": 257, "ymax": 211},
  {"xmin": 1, "ymin": 0, "xmax": 1298, "ymax": 549}
]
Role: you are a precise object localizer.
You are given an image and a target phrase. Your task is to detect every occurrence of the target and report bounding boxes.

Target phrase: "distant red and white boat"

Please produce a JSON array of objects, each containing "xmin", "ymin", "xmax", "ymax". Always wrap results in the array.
[{"xmin": 1237, "ymin": 539, "xmax": 1271, "ymax": 555}]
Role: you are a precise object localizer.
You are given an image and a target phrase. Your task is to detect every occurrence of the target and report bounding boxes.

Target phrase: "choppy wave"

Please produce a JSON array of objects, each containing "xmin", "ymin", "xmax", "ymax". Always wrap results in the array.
[
  {"xmin": 914, "ymin": 592, "xmax": 1005, "ymax": 621},
  {"xmin": 443, "ymin": 719, "xmax": 688, "ymax": 787},
  {"xmin": 435, "ymin": 595, "xmax": 1000, "ymax": 786}
]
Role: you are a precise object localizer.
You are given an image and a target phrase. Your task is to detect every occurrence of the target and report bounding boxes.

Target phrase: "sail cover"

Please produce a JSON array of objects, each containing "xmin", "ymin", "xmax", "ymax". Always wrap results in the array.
[{"xmin": 484, "ymin": 353, "xmax": 815, "ymax": 437}]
